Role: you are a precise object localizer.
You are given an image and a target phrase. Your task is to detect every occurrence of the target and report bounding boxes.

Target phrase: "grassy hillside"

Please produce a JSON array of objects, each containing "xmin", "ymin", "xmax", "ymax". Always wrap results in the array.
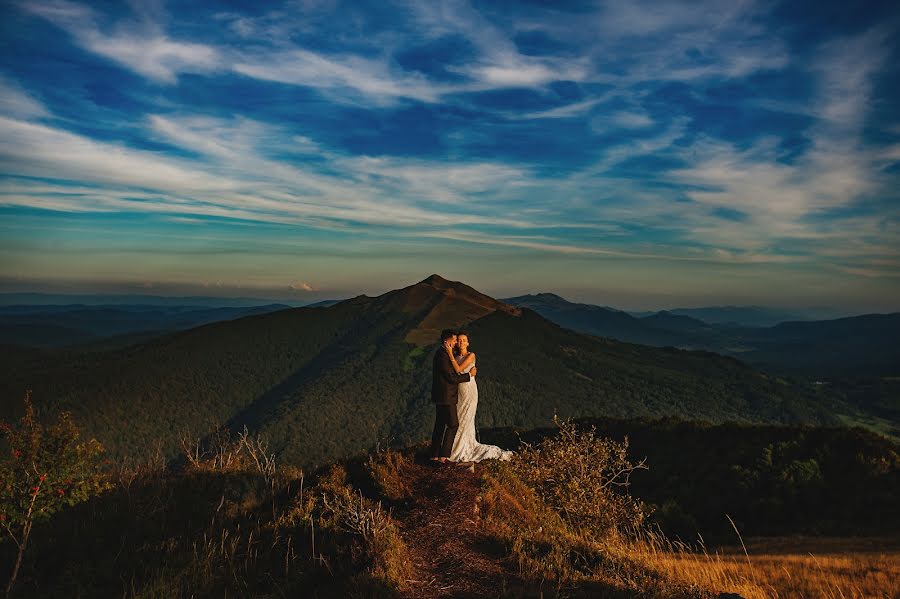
[
  {"xmin": 0, "ymin": 276, "xmax": 852, "ymax": 468},
  {"xmin": 2, "ymin": 417, "xmax": 896, "ymax": 598}
]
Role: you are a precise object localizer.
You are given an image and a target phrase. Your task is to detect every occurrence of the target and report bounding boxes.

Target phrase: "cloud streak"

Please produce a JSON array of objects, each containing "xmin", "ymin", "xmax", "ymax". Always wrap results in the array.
[{"xmin": 2, "ymin": 0, "xmax": 899, "ymax": 308}]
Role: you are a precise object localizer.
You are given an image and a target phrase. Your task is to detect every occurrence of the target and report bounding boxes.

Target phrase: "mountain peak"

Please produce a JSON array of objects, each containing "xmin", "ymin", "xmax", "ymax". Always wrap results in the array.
[
  {"xmin": 534, "ymin": 292, "xmax": 570, "ymax": 303},
  {"xmin": 418, "ymin": 274, "xmax": 469, "ymax": 292},
  {"xmin": 421, "ymin": 273, "xmax": 449, "ymax": 285},
  {"xmin": 399, "ymin": 275, "xmax": 520, "ymax": 345}
]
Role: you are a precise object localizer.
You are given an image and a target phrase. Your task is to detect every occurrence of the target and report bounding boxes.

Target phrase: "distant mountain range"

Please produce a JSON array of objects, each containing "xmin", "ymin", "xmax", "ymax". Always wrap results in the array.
[
  {"xmin": 0, "ymin": 292, "xmax": 308, "ymax": 307},
  {"xmin": 503, "ymin": 293, "xmax": 900, "ymax": 377},
  {"xmin": 0, "ymin": 303, "xmax": 291, "ymax": 348},
  {"xmin": 1, "ymin": 275, "xmax": 862, "ymax": 468},
  {"xmin": 627, "ymin": 305, "xmax": 847, "ymax": 327}
]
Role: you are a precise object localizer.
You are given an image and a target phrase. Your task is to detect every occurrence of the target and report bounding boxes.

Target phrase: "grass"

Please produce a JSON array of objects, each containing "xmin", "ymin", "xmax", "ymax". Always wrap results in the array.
[
  {"xmin": 4, "ymin": 424, "xmax": 896, "ymax": 598},
  {"xmin": 475, "ymin": 421, "xmax": 709, "ymax": 598},
  {"xmin": 479, "ymin": 460, "xmax": 899, "ymax": 598},
  {"xmin": 403, "ymin": 346, "xmax": 426, "ymax": 372},
  {"xmin": 2, "ymin": 429, "xmax": 415, "ymax": 598},
  {"xmin": 632, "ymin": 533, "xmax": 900, "ymax": 599},
  {"xmin": 835, "ymin": 412, "xmax": 900, "ymax": 441},
  {"xmin": 475, "ymin": 420, "xmax": 898, "ymax": 598}
]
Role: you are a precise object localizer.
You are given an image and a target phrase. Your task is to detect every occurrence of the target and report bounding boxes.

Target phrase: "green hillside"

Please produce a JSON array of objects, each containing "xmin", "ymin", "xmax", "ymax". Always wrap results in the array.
[{"xmin": 0, "ymin": 276, "xmax": 849, "ymax": 468}]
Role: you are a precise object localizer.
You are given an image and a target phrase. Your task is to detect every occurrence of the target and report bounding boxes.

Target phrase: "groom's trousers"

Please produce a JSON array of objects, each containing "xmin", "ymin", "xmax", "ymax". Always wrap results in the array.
[{"xmin": 430, "ymin": 404, "xmax": 459, "ymax": 458}]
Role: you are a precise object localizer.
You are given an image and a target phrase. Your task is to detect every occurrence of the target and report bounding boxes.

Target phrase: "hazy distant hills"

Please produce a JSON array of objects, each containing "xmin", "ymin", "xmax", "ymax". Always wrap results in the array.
[
  {"xmin": 627, "ymin": 305, "xmax": 844, "ymax": 327},
  {"xmin": 0, "ymin": 292, "xmax": 304, "ymax": 308},
  {"xmin": 0, "ymin": 275, "xmax": 851, "ymax": 468},
  {"xmin": 503, "ymin": 294, "xmax": 900, "ymax": 377},
  {"xmin": 0, "ymin": 303, "xmax": 291, "ymax": 348}
]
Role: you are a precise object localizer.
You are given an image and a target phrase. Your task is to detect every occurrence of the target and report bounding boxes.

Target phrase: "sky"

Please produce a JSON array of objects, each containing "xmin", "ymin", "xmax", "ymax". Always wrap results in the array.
[{"xmin": 0, "ymin": 0, "xmax": 898, "ymax": 313}]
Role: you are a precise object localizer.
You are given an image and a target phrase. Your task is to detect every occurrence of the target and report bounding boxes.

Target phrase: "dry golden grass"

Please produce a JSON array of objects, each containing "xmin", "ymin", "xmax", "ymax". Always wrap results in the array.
[
  {"xmin": 478, "ymin": 422, "xmax": 898, "ymax": 599},
  {"xmin": 631, "ymin": 531, "xmax": 900, "ymax": 599},
  {"xmin": 366, "ymin": 447, "xmax": 411, "ymax": 502}
]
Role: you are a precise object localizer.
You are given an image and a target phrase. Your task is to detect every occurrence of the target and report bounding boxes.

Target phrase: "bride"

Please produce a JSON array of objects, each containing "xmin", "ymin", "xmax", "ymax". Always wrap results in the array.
[{"xmin": 445, "ymin": 331, "xmax": 513, "ymax": 463}]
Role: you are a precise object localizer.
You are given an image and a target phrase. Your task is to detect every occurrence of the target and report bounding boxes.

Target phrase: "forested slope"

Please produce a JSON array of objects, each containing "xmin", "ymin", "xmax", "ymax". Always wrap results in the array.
[{"xmin": 1, "ymin": 276, "xmax": 848, "ymax": 468}]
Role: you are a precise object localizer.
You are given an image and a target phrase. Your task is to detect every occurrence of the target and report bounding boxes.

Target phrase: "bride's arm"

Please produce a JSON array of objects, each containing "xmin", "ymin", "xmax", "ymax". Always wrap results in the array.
[
  {"xmin": 456, "ymin": 352, "xmax": 476, "ymax": 372},
  {"xmin": 443, "ymin": 347, "xmax": 476, "ymax": 374},
  {"xmin": 444, "ymin": 345, "xmax": 464, "ymax": 374}
]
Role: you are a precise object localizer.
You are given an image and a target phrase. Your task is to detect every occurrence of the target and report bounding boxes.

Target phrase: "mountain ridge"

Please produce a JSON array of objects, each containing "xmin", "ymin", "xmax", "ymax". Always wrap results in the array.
[
  {"xmin": 503, "ymin": 293, "xmax": 900, "ymax": 377},
  {"xmin": 0, "ymin": 274, "xmax": 861, "ymax": 468}
]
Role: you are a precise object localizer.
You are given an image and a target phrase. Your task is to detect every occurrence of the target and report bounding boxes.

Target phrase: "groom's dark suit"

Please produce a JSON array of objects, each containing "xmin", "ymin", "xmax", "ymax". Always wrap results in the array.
[{"xmin": 430, "ymin": 348, "xmax": 471, "ymax": 458}]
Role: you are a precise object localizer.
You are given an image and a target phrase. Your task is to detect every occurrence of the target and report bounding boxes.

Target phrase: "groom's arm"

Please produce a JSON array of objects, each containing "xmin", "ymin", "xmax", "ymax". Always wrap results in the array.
[{"xmin": 438, "ymin": 352, "xmax": 471, "ymax": 384}]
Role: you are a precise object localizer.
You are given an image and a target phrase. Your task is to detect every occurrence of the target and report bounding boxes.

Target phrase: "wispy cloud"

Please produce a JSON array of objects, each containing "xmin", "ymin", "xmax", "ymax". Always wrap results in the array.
[
  {"xmin": 289, "ymin": 281, "xmax": 318, "ymax": 291},
  {"xmin": 20, "ymin": 0, "xmax": 219, "ymax": 83},
  {"xmin": 0, "ymin": 76, "xmax": 49, "ymax": 119},
  {"xmin": 232, "ymin": 49, "xmax": 446, "ymax": 104},
  {"xmin": 2, "ymin": 0, "xmax": 899, "ymax": 308}
]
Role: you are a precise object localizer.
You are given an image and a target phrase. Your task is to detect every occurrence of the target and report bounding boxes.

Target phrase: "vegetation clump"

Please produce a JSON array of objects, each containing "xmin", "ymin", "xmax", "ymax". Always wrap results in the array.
[
  {"xmin": 512, "ymin": 417, "xmax": 648, "ymax": 538},
  {"xmin": 310, "ymin": 464, "xmax": 414, "ymax": 594},
  {"xmin": 478, "ymin": 419, "xmax": 704, "ymax": 597},
  {"xmin": 366, "ymin": 446, "xmax": 411, "ymax": 502},
  {"xmin": 0, "ymin": 392, "xmax": 110, "ymax": 595}
]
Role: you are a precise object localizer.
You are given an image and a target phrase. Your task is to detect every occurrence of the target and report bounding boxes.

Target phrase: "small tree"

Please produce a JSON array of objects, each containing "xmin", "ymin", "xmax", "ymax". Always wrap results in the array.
[
  {"xmin": 0, "ymin": 392, "xmax": 110, "ymax": 595},
  {"xmin": 512, "ymin": 417, "xmax": 649, "ymax": 539}
]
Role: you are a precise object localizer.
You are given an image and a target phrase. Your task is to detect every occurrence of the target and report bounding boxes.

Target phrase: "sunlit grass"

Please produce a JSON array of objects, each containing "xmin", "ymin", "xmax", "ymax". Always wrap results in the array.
[{"xmin": 631, "ymin": 531, "xmax": 899, "ymax": 599}]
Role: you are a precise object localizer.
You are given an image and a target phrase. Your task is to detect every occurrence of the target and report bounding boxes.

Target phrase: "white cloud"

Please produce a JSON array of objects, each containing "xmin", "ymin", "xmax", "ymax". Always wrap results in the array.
[
  {"xmin": 21, "ymin": 0, "xmax": 219, "ymax": 83},
  {"xmin": 518, "ymin": 97, "xmax": 607, "ymax": 120},
  {"xmin": 0, "ymin": 76, "xmax": 49, "ymax": 119},
  {"xmin": 232, "ymin": 49, "xmax": 444, "ymax": 103},
  {"xmin": 0, "ymin": 112, "xmax": 549, "ymax": 232}
]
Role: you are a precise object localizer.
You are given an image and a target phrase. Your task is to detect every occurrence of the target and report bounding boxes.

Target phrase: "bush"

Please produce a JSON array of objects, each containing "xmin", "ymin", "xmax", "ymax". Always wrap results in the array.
[
  {"xmin": 510, "ymin": 417, "xmax": 649, "ymax": 539},
  {"xmin": 0, "ymin": 392, "xmax": 111, "ymax": 594},
  {"xmin": 305, "ymin": 465, "xmax": 413, "ymax": 593},
  {"xmin": 366, "ymin": 448, "xmax": 410, "ymax": 502},
  {"xmin": 180, "ymin": 425, "xmax": 277, "ymax": 482}
]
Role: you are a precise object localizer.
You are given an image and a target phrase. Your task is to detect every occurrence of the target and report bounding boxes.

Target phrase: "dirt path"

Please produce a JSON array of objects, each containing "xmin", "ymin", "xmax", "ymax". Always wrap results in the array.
[{"xmin": 392, "ymin": 460, "xmax": 523, "ymax": 598}]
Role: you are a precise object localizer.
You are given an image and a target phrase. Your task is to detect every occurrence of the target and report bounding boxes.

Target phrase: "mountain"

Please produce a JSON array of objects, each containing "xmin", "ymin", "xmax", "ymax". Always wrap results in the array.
[
  {"xmin": 637, "ymin": 310, "xmax": 716, "ymax": 335},
  {"xmin": 0, "ymin": 303, "xmax": 291, "ymax": 348},
  {"xmin": 629, "ymin": 305, "xmax": 846, "ymax": 327},
  {"xmin": 502, "ymin": 293, "xmax": 679, "ymax": 346},
  {"xmin": 0, "ymin": 292, "xmax": 306, "ymax": 307},
  {"xmin": 1, "ymin": 275, "xmax": 854, "ymax": 468},
  {"xmin": 734, "ymin": 313, "xmax": 900, "ymax": 376},
  {"xmin": 304, "ymin": 299, "xmax": 345, "ymax": 308},
  {"xmin": 504, "ymin": 294, "xmax": 900, "ymax": 377}
]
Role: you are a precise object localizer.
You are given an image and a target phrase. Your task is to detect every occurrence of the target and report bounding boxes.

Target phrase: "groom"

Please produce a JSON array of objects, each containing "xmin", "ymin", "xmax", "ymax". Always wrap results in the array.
[{"xmin": 430, "ymin": 329, "xmax": 476, "ymax": 465}]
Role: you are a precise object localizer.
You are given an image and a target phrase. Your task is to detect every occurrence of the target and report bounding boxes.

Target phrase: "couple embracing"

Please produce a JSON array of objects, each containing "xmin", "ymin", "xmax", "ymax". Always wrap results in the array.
[{"xmin": 430, "ymin": 328, "xmax": 513, "ymax": 465}]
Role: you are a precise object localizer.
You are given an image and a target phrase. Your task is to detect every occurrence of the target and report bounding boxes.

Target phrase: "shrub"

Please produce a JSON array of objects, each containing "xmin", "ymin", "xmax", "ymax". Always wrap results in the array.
[
  {"xmin": 0, "ymin": 392, "xmax": 111, "ymax": 594},
  {"xmin": 365, "ymin": 448, "xmax": 410, "ymax": 502},
  {"xmin": 306, "ymin": 465, "xmax": 413, "ymax": 592},
  {"xmin": 510, "ymin": 417, "xmax": 649, "ymax": 539}
]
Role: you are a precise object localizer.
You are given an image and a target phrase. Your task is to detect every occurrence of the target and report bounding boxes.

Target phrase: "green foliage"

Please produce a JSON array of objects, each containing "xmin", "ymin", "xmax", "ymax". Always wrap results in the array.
[
  {"xmin": 0, "ymin": 394, "xmax": 109, "ymax": 524},
  {"xmin": 402, "ymin": 346, "xmax": 425, "ymax": 372},
  {"xmin": 0, "ymin": 392, "xmax": 111, "ymax": 594},
  {"xmin": 1, "ymin": 293, "xmax": 854, "ymax": 476},
  {"xmin": 484, "ymin": 418, "xmax": 900, "ymax": 542}
]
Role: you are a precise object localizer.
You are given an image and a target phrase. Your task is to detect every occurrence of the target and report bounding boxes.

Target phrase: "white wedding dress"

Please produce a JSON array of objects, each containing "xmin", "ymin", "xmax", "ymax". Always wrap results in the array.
[{"xmin": 449, "ymin": 354, "xmax": 513, "ymax": 463}]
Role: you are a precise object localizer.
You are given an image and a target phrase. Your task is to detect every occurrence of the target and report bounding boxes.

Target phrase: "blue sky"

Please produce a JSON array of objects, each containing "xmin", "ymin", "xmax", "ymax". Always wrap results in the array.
[{"xmin": 0, "ymin": 0, "xmax": 898, "ymax": 312}]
